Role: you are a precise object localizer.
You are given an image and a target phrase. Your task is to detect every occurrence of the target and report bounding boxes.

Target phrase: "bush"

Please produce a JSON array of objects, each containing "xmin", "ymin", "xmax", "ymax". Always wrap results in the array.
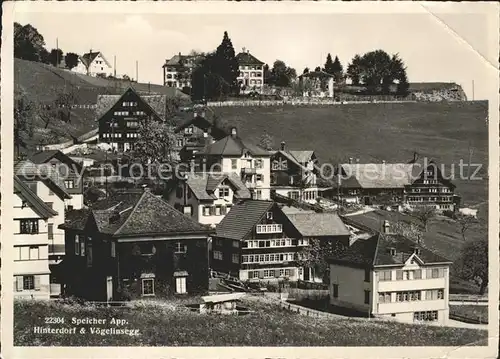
[{"xmin": 443, "ymin": 210, "xmax": 455, "ymax": 219}]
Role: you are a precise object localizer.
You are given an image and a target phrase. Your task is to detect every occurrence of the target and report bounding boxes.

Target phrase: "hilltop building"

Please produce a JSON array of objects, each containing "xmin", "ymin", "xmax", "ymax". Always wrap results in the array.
[
  {"xmin": 236, "ymin": 49, "xmax": 265, "ymax": 94},
  {"xmin": 72, "ymin": 50, "xmax": 113, "ymax": 77},
  {"xmin": 298, "ymin": 70, "xmax": 335, "ymax": 98},
  {"xmin": 162, "ymin": 53, "xmax": 204, "ymax": 89}
]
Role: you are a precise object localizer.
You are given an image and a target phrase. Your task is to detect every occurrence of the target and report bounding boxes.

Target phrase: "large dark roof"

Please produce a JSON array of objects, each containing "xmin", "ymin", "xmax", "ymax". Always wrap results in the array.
[
  {"xmin": 329, "ymin": 232, "xmax": 451, "ymax": 268},
  {"xmin": 285, "ymin": 212, "xmax": 351, "ymax": 237},
  {"xmin": 14, "ymin": 160, "xmax": 71, "ymax": 199},
  {"xmin": 236, "ymin": 52, "xmax": 264, "ymax": 65},
  {"xmin": 14, "ymin": 176, "xmax": 58, "ymax": 218},
  {"xmin": 200, "ymin": 135, "xmax": 271, "ymax": 157},
  {"xmin": 30, "ymin": 150, "xmax": 83, "ymax": 172},
  {"xmin": 60, "ymin": 191, "xmax": 211, "ymax": 237},
  {"xmin": 215, "ymin": 200, "xmax": 274, "ymax": 240},
  {"xmin": 184, "ymin": 172, "xmax": 251, "ymax": 201}
]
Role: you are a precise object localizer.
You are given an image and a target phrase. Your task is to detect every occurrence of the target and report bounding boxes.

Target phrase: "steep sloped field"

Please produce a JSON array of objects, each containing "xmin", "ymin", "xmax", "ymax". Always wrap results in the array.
[{"xmin": 212, "ymin": 101, "xmax": 488, "ymax": 205}]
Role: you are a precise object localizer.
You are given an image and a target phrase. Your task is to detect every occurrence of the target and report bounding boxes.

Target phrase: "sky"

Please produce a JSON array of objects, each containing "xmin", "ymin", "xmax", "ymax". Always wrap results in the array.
[{"xmin": 14, "ymin": 6, "xmax": 498, "ymax": 100}]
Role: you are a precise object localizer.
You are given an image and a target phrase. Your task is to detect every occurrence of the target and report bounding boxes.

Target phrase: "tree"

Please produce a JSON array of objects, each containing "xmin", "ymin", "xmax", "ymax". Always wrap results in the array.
[
  {"xmin": 133, "ymin": 120, "xmax": 178, "ymax": 165},
  {"xmin": 263, "ymin": 64, "xmax": 273, "ymax": 85},
  {"xmin": 302, "ymin": 67, "xmax": 309, "ymax": 75},
  {"xmin": 331, "ymin": 56, "xmax": 344, "ymax": 84},
  {"xmin": 257, "ymin": 132, "xmax": 274, "ymax": 151},
  {"xmin": 454, "ymin": 238, "xmax": 488, "ymax": 295},
  {"xmin": 65, "ymin": 52, "xmax": 79, "ymax": 70},
  {"xmin": 270, "ymin": 60, "xmax": 297, "ymax": 87},
  {"xmin": 191, "ymin": 53, "xmax": 231, "ymax": 101},
  {"xmin": 14, "ymin": 96, "xmax": 35, "ymax": 159},
  {"xmin": 48, "ymin": 48, "xmax": 64, "ymax": 67},
  {"xmin": 14, "ymin": 22, "xmax": 47, "ymax": 62},
  {"xmin": 346, "ymin": 54, "xmax": 363, "ymax": 86},
  {"xmin": 314, "ymin": 66, "xmax": 321, "ymax": 72},
  {"xmin": 454, "ymin": 213, "xmax": 478, "ymax": 241},
  {"xmin": 298, "ymin": 239, "xmax": 346, "ymax": 283},
  {"xmin": 323, "ymin": 54, "xmax": 335, "ymax": 75},
  {"xmin": 411, "ymin": 206, "xmax": 436, "ymax": 232},
  {"xmin": 397, "ymin": 70, "xmax": 410, "ymax": 95},
  {"xmin": 390, "ymin": 221, "xmax": 423, "ymax": 244},
  {"xmin": 214, "ymin": 31, "xmax": 240, "ymax": 95}
]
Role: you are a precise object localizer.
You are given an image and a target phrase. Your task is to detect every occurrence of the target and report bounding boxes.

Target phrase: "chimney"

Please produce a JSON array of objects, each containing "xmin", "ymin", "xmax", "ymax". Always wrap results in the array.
[
  {"xmin": 382, "ymin": 220, "xmax": 390, "ymax": 233},
  {"xmin": 348, "ymin": 157, "xmax": 353, "ymax": 164},
  {"xmin": 203, "ymin": 131, "xmax": 208, "ymax": 138},
  {"xmin": 231, "ymin": 127, "xmax": 237, "ymax": 137},
  {"xmin": 280, "ymin": 141, "xmax": 286, "ymax": 151}
]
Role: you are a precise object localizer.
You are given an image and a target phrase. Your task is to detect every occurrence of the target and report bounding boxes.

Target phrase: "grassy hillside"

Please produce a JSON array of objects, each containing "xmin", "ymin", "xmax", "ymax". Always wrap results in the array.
[
  {"xmin": 212, "ymin": 102, "xmax": 488, "ymax": 206},
  {"xmin": 14, "ymin": 59, "xmax": 189, "ymax": 146},
  {"xmin": 15, "ymin": 298, "xmax": 487, "ymax": 346}
]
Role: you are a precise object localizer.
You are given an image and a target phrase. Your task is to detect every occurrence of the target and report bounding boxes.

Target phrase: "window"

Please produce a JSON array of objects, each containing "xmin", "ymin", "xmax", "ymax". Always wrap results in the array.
[
  {"xmin": 364, "ymin": 268, "xmax": 371, "ymax": 283},
  {"xmin": 187, "ymin": 189, "xmax": 192, "ymax": 199},
  {"xmin": 111, "ymin": 241, "xmax": 116, "ymax": 258},
  {"xmin": 404, "ymin": 271, "xmax": 411, "ymax": 280},
  {"xmin": 23, "ymin": 275, "xmax": 35, "ymax": 290},
  {"xmin": 396, "ymin": 291, "xmax": 421, "ymax": 302},
  {"xmin": 142, "ymin": 278, "xmax": 155, "ymax": 296},
  {"xmin": 378, "ymin": 292, "xmax": 391, "ymax": 303},
  {"xmin": 364, "ymin": 290, "xmax": 370, "ymax": 304},
  {"xmin": 266, "ymin": 211, "xmax": 273, "ymax": 220},
  {"xmin": 48, "ymin": 224, "xmax": 54, "ymax": 240},
  {"xmin": 256, "ymin": 190, "xmax": 262, "ymax": 200},
  {"xmin": 414, "ymin": 311, "xmax": 438, "ymax": 322},
  {"xmin": 87, "ymin": 243, "xmax": 93, "ymax": 267},
  {"xmin": 255, "ymin": 159, "xmax": 263, "ymax": 169},
  {"xmin": 256, "ymin": 174, "xmax": 263, "ymax": 182},
  {"xmin": 218, "ymin": 187, "xmax": 230, "ymax": 198},
  {"xmin": 213, "ymin": 251, "xmax": 223, "ymax": 260},
  {"xmin": 183, "ymin": 206, "xmax": 192, "ymax": 216},
  {"xmin": 175, "ymin": 242, "xmax": 187, "ymax": 254},
  {"xmin": 232, "ymin": 254, "xmax": 239, "ymax": 264},
  {"xmin": 175, "ymin": 277, "xmax": 187, "ymax": 294},
  {"xmin": 203, "ymin": 206, "xmax": 210, "ymax": 216},
  {"xmin": 81, "ymin": 241, "xmax": 86, "ymax": 256},
  {"xmin": 65, "ymin": 180, "xmax": 75, "ymax": 189},
  {"xmin": 414, "ymin": 269, "xmax": 422, "ymax": 279},
  {"xmin": 215, "ymin": 206, "xmax": 221, "ymax": 216},
  {"xmin": 428, "ymin": 268, "xmax": 444, "ymax": 278},
  {"xmin": 232, "ymin": 241, "xmax": 239, "ymax": 248},
  {"xmin": 75, "ymin": 235, "xmax": 80, "ymax": 255},
  {"xmin": 231, "ymin": 159, "xmax": 238, "ymax": 169},
  {"xmin": 425, "ymin": 289, "xmax": 444, "ymax": 300},
  {"xmin": 379, "ymin": 270, "xmax": 392, "ymax": 281},
  {"xmin": 19, "ymin": 219, "xmax": 39, "ymax": 234},
  {"xmin": 284, "ymin": 269, "xmax": 291, "ymax": 276},
  {"xmin": 396, "ymin": 270, "xmax": 403, "ymax": 280},
  {"xmin": 333, "ymin": 284, "xmax": 339, "ymax": 298}
]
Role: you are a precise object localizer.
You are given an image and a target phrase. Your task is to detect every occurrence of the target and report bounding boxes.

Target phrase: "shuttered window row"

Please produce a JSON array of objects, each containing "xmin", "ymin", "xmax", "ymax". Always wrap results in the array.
[{"xmin": 248, "ymin": 268, "xmax": 296, "ymax": 279}]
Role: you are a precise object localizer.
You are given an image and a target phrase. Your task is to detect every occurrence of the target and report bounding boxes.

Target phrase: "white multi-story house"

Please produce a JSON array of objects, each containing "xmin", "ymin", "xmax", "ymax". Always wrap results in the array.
[
  {"xmin": 328, "ymin": 226, "xmax": 452, "ymax": 325},
  {"xmin": 298, "ymin": 70, "xmax": 335, "ymax": 98},
  {"xmin": 72, "ymin": 50, "xmax": 113, "ymax": 77},
  {"xmin": 162, "ymin": 53, "xmax": 204, "ymax": 89},
  {"xmin": 167, "ymin": 172, "xmax": 251, "ymax": 227},
  {"xmin": 14, "ymin": 176, "xmax": 56, "ymax": 300},
  {"xmin": 195, "ymin": 128, "xmax": 272, "ymax": 200},
  {"xmin": 270, "ymin": 142, "xmax": 320, "ymax": 204},
  {"xmin": 15, "ymin": 160, "xmax": 72, "ymax": 298},
  {"xmin": 236, "ymin": 49, "xmax": 265, "ymax": 94}
]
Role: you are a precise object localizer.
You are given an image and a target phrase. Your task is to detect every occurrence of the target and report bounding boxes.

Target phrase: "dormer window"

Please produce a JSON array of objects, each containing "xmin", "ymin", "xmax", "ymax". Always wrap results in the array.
[
  {"xmin": 266, "ymin": 211, "xmax": 273, "ymax": 220},
  {"xmin": 389, "ymin": 247, "xmax": 396, "ymax": 256}
]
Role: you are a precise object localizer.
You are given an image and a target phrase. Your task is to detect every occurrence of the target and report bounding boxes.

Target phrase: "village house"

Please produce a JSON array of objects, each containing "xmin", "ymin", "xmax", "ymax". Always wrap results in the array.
[
  {"xmin": 58, "ymin": 189, "xmax": 213, "ymax": 301},
  {"xmin": 13, "ymin": 176, "xmax": 55, "ymax": 300},
  {"xmin": 194, "ymin": 128, "xmax": 272, "ymax": 200},
  {"xmin": 298, "ymin": 70, "xmax": 335, "ymax": 98},
  {"xmin": 166, "ymin": 172, "xmax": 251, "ymax": 227},
  {"xmin": 328, "ymin": 226, "xmax": 452, "ymax": 325},
  {"xmin": 174, "ymin": 110, "xmax": 228, "ymax": 162},
  {"xmin": 336, "ymin": 155, "xmax": 456, "ymax": 211},
  {"xmin": 30, "ymin": 150, "xmax": 85, "ymax": 210},
  {"xmin": 211, "ymin": 200, "xmax": 350, "ymax": 282},
  {"xmin": 270, "ymin": 142, "xmax": 321, "ymax": 204},
  {"xmin": 96, "ymin": 87, "xmax": 173, "ymax": 153},
  {"xmin": 162, "ymin": 52, "xmax": 204, "ymax": 89},
  {"xmin": 72, "ymin": 50, "xmax": 113, "ymax": 77},
  {"xmin": 236, "ymin": 48, "xmax": 265, "ymax": 94}
]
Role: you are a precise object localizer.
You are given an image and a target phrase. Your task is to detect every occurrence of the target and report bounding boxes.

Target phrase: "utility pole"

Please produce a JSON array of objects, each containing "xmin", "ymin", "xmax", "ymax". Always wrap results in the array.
[
  {"xmin": 472, "ymin": 80, "xmax": 475, "ymax": 101},
  {"xmin": 56, "ymin": 38, "xmax": 59, "ymax": 67},
  {"xmin": 114, "ymin": 55, "xmax": 116, "ymax": 78},
  {"xmin": 136, "ymin": 61, "xmax": 138, "ymax": 82}
]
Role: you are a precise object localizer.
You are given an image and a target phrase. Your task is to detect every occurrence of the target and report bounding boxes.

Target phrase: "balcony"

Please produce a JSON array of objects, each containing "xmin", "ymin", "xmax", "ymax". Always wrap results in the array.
[
  {"xmin": 377, "ymin": 277, "xmax": 446, "ymax": 292},
  {"xmin": 376, "ymin": 299, "xmax": 446, "ymax": 315},
  {"xmin": 241, "ymin": 167, "xmax": 257, "ymax": 175}
]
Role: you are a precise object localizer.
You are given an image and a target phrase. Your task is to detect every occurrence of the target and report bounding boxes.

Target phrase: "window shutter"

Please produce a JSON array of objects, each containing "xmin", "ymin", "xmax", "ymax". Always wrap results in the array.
[
  {"xmin": 258, "ymin": 270, "xmax": 264, "ymax": 279},
  {"xmin": 289, "ymin": 268, "xmax": 295, "ymax": 277},
  {"xmin": 34, "ymin": 275, "xmax": 41, "ymax": 290},
  {"xmin": 15, "ymin": 277, "xmax": 22, "ymax": 292}
]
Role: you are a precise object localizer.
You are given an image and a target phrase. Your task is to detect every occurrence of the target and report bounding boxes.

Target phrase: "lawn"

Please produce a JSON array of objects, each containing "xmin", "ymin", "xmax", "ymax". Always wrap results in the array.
[
  {"xmin": 213, "ymin": 101, "xmax": 488, "ymax": 206},
  {"xmin": 15, "ymin": 298, "xmax": 487, "ymax": 346},
  {"xmin": 450, "ymin": 305, "xmax": 489, "ymax": 324}
]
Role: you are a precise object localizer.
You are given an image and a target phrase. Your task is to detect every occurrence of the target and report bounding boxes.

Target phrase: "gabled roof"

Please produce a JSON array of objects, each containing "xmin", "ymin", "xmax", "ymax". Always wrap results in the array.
[
  {"xmin": 80, "ymin": 51, "xmax": 111, "ymax": 68},
  {"xmin": 299, "ymin": 70, "xmax": 334, "ymax": 79},
  {"xmin": 95, "ymin": 87, "xmax": 168, "ymax": 120},
  {"xmin": 14, "ymin": 160, "xmax": 71, "ymax": 199},
  {"xmin": 163, "ymin": 54, "xmax": 203, "ymax": 67},
  {"xmin": 215, "ymin": 200, "xmax": 275, "ymax": 240},
  {"xmin": 285, "ymin": 212, "xmax": 350, "ymax": 237},
  {"xmin": 236, "ymin": 52, "xmax": 264, "ymax": 65},
  {"xmin": 289, "ymin": 150, "xmax": 315, "ymax": 164},
  {"xmin": 61, "ymin": 191, "xmax": 210, "ymax": 237},
  {"xmin": 339, "ymin": 163, "xmax": 416, "ymax": 189},
  {"xmin": 200, "ymin": 135, "xmax": 271, "ymax": 157},
  {"xmin": 185, "ymin": 172, "xmax": 251, "ymax": 201},
  {"xmin": 30, "ymin": 150, "xmax": 83, "ymax": 172},
  {"xmin": 328, "ymin": 232, "xmax": 451, "ymax": 269},
  {"xmin": 14, "ymin": 176, "xmax": 58, "ymax": 218}
]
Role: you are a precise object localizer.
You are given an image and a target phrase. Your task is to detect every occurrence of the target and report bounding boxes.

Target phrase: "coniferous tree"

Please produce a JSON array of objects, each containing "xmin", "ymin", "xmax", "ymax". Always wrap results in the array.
[
  {"xmin": 302, "ymin": 67, "xmax": 310, "ymax": 75},
  {"xmin": 323, "ymin": 53, "xmax": 335, "ymax": 75},
  {"xmin": 331, "ymin": 56, "xmax": 344, "ymax": 84},
  {"xmin": 214, "ymin": 31, "xmax": 240, "ymax": 95}
]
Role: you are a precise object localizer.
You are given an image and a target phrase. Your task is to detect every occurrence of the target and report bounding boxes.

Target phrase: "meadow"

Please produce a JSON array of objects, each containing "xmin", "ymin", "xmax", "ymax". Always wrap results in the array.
[{"xmin": 15, "ymin": 298, "xmax": 488, "ymax": 346}]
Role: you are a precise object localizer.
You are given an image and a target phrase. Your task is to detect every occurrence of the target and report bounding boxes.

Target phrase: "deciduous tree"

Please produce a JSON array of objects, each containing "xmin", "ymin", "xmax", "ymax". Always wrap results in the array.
[
  {"xmin": 133, "ymin": 120, "xmax": 178, "ymax": 165},
  {"xmin": 271, "ymin": 60, "xmax": 297, "ymax": 87},
  {"xmin": 454, "ymin": 213, "xmax": 478, "ymax": 241},
  {"xmin": 298, "ymin": 239, "xmax": 346, "ymax": 283},
  {"xmin": 65, "ymin": 52, "xmax": 79, "ymax": 70},
  {"xmin": 257, "ymin": 132, "xmax": 274, "ymax": 151},
  {"xmin": 346, "ymin": 54, "xmax": 363, "ymax": 86},
  {"xmin": 411, "ymin": 206, "xmax": 436, "ymax": 232},
  {"xmin": 48, "ymin": 48, "xmax": 64, "ymax": 67},
  {"xmin": 454, "ymin": 237, "xmax": 488, "ymax": 295},
  {"xmin": 14, "ymin": 22, "xmax": 47, "ymax": 62}
]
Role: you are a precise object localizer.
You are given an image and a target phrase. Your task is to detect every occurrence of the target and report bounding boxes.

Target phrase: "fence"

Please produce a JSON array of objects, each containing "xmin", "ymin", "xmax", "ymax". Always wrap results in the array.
[
  {"xmin": 449, "ymin": 294, "xmax": 488, "ymax": 303},
  {"xmin": 284, "ymin": 288, "xmax": 329, "ymax": 301},
  {"xmin": 278, "ymin": 300, "xmax": 335, "ymax": 319},
  {"xmin": 206, "ymin": 97, "xmax": 418, "ymax": 107},
  {"xmin": 449, "ymin": 313, "xmax": 488, "ymax": 325}
]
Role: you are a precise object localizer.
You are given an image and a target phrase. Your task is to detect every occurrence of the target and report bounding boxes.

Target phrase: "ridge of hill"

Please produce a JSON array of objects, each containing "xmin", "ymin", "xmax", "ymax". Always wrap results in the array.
[{"xmin": 14, "ymin": 58, "xmax": 189, "ymax": 146}]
